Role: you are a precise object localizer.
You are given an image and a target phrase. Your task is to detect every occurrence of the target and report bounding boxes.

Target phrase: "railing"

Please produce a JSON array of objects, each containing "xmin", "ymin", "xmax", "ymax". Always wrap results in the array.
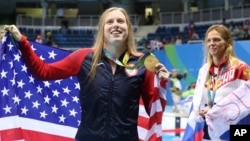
[
  {"xmin": 160, "ymin": 4, "xmax": 250, "ymax": 25},
  {"xmin": 17, "ymin": 4, "xmax": 250, "ymax": 27},
  {"xmin": 16, "ymin": 14, "xmax": 140, "ymax": 27}
]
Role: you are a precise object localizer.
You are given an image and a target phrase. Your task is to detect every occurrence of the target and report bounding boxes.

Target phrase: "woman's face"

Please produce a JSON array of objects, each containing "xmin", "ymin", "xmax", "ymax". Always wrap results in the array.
[
  {"xmin": 104, "ymin": 10, "xmax": 128, "ymax": 47},
  {"xmin": 206, "ymin": 30, "xmax": 227, "ymax": 59}
]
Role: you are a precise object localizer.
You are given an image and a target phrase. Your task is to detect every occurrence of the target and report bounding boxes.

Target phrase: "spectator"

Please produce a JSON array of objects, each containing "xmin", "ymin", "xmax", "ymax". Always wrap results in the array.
[
  {"xmin": 60, "ymin": 18, "xmax": 69, "ymax": 34},
  {"xmin": 45, "ymin": 31, "xmax": 57, "ymax": 47},
  {"xmin": 35, "ymin": 34, "xmax": 43, "ymax": 44},
  {"xmin": 228, "ymin": 20, "xmax": 236, "ymax": 34},
  {"xmin": 188, "ymin": 19, "xmax": 196, "ymax": 38},
  {"xmin": 155, "ymin": 38, "xmax": 163, "ymax": 50},
  {"xmin": 162, "ymin": 38, "xmax": 168, "ymax": 48},
  {"xmin": 169, "ymin": 69, "xmax": 185, "ymax": 113},
  {"xmin": 221, "ymin": 18, "xmax": 227, "ymax": 26},
  {"xmin": 175, "ymin": 35, "xmax": 183, "ymax": 45},
  {"xmin": 148, "ymin": 38, "xmax": 156, "ymax": 51},
  {"xmin": 169, "ymin": 37, "xmax": 176, "ymax": 44},
  {"xmin": 189, "ymin": 30, "xmax": 200, "ymax": 40},
  {"xmin": 148, "ymin": 38, "xmax": 163, "ymax": 51},
  {"xmin": 243, "ymin": 19, "xmax": 250, "ymax": 34},
  {"xmin": 232, "ymin": 25, "xmax": 244, "ymax": 40},
  {"xmin": 242, "ymin": 31, "xmax": 250, "ymax": 40},
  {"xmin": 146, "ymin": 12, "xmax": 154, "ymax": 25},
  {"xmin": 182, "ymin": 82, "xmax": 195, "ymax": 99}
]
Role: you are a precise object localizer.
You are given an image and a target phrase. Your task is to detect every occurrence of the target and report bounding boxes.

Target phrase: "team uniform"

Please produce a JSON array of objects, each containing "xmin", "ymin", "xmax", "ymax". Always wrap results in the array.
[
  {"xmin": 200, "ymin": 60, "xmax": 249, "ymax": 112},
  {"xmin": 18, "ymin": 36, "xmax": 167, "ymax": 141}
]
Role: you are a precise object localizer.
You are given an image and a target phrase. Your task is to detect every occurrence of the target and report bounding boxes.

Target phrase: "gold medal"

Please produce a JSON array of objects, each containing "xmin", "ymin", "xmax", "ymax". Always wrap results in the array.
[{"xmin": 144, "ymin": 55, "xmax": 159, "ymax": 72}]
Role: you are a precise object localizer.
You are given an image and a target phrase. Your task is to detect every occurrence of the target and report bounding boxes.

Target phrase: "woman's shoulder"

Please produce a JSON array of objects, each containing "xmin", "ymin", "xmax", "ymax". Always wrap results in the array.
[
  {"xmin": 231, "ymin": 58, "xmax": 249, "ymax": 69},
  {"xmin": 69, "ymin": 48, "xmax": 94, "ymax": 59},
  {"xmin": 74, "ymin": 48, "xmax": 94, "ymax": 54},
  {"xmin": 236, "ymin": 62, "xmax": 250, "ymax": 70},
  {"xmin": 200, "ymin": 63, "xmax": 209, "ymax": 70}
]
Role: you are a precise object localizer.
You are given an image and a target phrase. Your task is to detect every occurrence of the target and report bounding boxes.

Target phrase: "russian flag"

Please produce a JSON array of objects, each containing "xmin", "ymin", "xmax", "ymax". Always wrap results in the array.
[
  {"xmin": 206, "ymin": 80, "xmax": 250, "ymax": 140},
  {"xmin": 182, "ymin": 64, "xmax": 208, "ymax": 141},
  {"xmin": 182, "ymin": 103, "xmax": 204, "ymax": 141}
]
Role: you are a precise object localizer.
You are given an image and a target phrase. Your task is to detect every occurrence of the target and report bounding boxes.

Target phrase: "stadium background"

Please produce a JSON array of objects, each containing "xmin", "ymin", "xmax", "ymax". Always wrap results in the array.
[
  {"xmin": 1, "ymin": 0, "xmax": 250, "ymax": 105},
  {"xmin": 1, "ymin": 1, "xmax": 250, "ymax": 140}
]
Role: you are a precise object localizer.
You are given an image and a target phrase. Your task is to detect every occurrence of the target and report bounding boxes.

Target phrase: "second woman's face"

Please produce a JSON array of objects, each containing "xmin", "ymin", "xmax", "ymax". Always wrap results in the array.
[
  {"xmin": 206, "ymin": 30, "xmax": 227, "ymax": 59},
  {"xmin": 104, "ymin": 10, "xmax": 128, "ymax": 46}
]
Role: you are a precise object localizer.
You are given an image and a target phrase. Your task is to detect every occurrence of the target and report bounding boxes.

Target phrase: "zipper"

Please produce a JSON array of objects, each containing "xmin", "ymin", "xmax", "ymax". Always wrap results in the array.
[{"xmin": 105, "ymin": 74, "xmax": 115, "ymax": 140}]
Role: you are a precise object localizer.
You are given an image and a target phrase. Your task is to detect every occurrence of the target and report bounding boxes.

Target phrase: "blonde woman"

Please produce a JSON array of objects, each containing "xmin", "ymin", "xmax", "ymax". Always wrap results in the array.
[
  {"xmin": 5, "ymin": 7, "xmax": 169, "ymax": 141},
  {"xmin": 183, "ymin": 24, "xmax": 250, "ymax": 141}
]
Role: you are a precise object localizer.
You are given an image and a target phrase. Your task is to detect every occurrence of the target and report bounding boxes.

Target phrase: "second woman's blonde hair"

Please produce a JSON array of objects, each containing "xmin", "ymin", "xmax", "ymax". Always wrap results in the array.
[
  {"xmin": 204, "ymin": 24, "xmax": 244, "ymax": 67},
  {"xmin": 203, "ymin": 24, "xmax": 245, "ymax": 81}
]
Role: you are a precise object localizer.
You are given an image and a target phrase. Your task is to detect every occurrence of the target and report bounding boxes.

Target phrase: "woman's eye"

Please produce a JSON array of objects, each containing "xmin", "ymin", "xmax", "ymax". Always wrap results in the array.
[
  {"xmin": 214, "ymin": 38, "xmax": 220, "ymax": 42},
  {"xmin": 106, "ymin": 20, "xmax": 113, "ymax": 24},
  {"xmin": 207, "ymin": 38, "xmax": 221, "ymax": 43},
  {"xmin": 118, "ymin": 19, "xmax": 124, "ymax": 23}
]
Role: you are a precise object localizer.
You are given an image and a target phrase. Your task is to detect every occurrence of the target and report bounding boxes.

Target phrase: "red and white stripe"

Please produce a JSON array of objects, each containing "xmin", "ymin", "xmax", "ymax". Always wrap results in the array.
[{"xmin": 138, "ymin": 76, "xmax": 167, "ymax": 141}]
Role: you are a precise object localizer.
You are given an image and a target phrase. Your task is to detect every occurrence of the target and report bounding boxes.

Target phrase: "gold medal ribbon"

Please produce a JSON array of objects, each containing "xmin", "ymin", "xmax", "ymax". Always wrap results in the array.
[
  {"xmin": 206, "ymin": 64, "xmax": 227, "ymax": 108},
  {"xmin": 103, "ymin": 49, "xmax": 159, "ymax": 72}
]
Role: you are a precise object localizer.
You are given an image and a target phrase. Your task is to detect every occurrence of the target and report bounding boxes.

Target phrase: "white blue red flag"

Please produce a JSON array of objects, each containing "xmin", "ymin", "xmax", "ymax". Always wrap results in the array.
[
  {"xmin": 205, "ymin": 80, "xmax": 250, "ymax": 140},
  {"xmin": 182, "ymin": 65, "xmax": 207, "ymax": 141},
  {"xmin": 0, "ymin": 33, "xmax": 80, "ymax": 141},
  {"xmin": 0, "ymin": 33, "xmax": 166, "ymax": 141}
]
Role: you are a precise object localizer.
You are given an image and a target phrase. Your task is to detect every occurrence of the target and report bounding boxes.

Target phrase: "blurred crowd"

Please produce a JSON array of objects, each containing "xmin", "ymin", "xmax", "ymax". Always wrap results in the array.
[
  {"xmin": 146, "ymin": 18, "xmax": 250, "ymax": 51},
  {"xmin": 33, "ymin": 32, "xmax": 58, "ymax": 47}
]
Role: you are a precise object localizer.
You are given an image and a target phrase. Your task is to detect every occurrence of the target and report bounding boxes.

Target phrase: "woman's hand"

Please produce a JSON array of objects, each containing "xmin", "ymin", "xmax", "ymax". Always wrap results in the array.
[
  {"xmin": 199, "ymin": 107, "xmax": 210, "ymax": 117},
  {"xmin": 4, "ymin": 25, "xmax": 22, "ymax": 42},
  {"xmin": 155, "ymin": 63, "xmax": 170, "ymax": 80}
]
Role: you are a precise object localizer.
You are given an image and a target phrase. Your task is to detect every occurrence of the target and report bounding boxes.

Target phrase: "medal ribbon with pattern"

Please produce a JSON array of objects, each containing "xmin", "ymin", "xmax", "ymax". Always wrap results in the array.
[
  {"xmin": 206, "ymin": 64, "xmax": 227, "ymax": 108},
  {"xmin": 103, "ymin": 48, "xmax": 158, "ymax": 71}
]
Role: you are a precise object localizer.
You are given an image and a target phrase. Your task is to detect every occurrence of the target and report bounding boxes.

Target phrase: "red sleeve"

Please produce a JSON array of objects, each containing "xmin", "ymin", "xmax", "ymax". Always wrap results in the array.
[
  {"xmin": 140, "ymin": 70, "xmax": 167, "ymax": 115},
  {"xmin": 18, "ymin": 36, "xmax": 93, "ymax": 80}
]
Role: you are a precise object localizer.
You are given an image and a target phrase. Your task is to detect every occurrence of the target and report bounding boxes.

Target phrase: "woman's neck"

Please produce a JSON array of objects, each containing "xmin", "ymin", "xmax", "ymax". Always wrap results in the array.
[
  {"xmin": 105, "ymin": 45, "xmax": 127, "ymax": 58},
  {"xmin": 212, "ymin": 55, "xmax": 225, "ymax": 66}
]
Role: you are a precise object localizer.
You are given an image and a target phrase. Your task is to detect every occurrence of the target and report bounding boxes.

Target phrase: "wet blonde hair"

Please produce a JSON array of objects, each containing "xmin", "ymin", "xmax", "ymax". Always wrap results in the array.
[
  {"xmin": 204, "ymin": 24, "xmax": 245, "ymax": 80},
  {"xmin": 89, "ymin": 7, "xmax": 141, "ymax": 80}
]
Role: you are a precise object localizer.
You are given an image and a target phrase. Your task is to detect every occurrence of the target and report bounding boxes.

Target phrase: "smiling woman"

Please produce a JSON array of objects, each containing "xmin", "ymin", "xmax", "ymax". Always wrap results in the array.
[
  {"xmin": 5, "ymin": 7, "xmax": 170, "ymax": 141},
  {"xmin": 103, "ymin": 9, "xmax": 129, "ymax": 54},
  {"xmin": 206, "ymin": 30, "xmax": 229, "ymax": 65}
]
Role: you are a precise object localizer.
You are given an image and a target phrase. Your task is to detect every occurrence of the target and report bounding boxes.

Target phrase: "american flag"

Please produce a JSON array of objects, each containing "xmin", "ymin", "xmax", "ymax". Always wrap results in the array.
[
  {"xmin": 0, "ymin": 33, "xmax": 80, "ymax": 141},
  {"xmin": 0, "ymin": 33, "xmax": 166, "ymax": 141}
]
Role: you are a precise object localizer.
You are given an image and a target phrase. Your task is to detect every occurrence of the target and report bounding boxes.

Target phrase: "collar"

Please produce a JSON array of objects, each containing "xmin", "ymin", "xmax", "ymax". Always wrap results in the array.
[{"xmin": 209, "ymin": 57, "xmax": 228, "ymax": 75}]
